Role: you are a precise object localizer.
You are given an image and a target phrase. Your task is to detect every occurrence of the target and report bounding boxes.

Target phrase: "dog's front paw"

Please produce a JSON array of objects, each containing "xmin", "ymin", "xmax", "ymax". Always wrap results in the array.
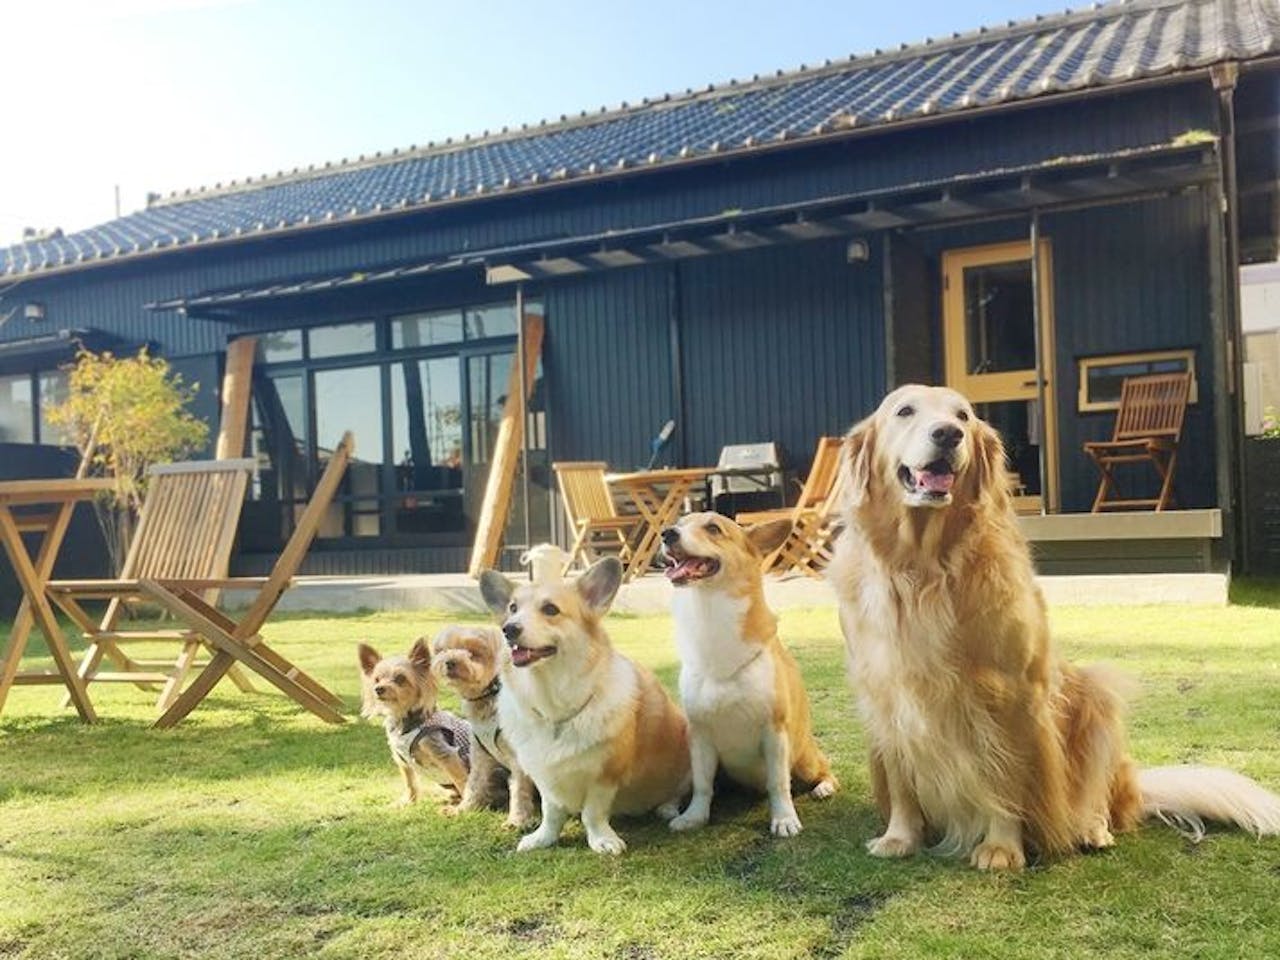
[
  {"xmin": 439, "ymin": 803, "xmax": 462, "ymax": 817},
  {"xmin": 1081, "ymin": 820, "xmax": 1115, "ymax": 850},
  {"xmin": 810, "ymin": 777, "xmax": 838, "ymax": 800},
  {"xmin": 654, "ymin": 801, "xmax": 681, "ymax": 821},
  {"xmin": 970, "ymin": 840, "xmax": 1026, "ymax": 871},
  {"xmin": 669, "ymin": 810, "xmax": 709, "ymax": 832},
  {"xmin": 504, "ymin": 812, "xmax": 538, "ymax": 831},
  {"xmin": 866, "ymin": 833, "xmax": 920, "ymax": 858},
  {"xmin": 516, "ymin": 829, "xmax": 559, "ymax": 853},
  {"xmin": 587, "ymin": 831, "xmax": 627, "ymax": 856},
  {"xmin": 770, "ymin": 812, "xmax": 803, "ymax": 837},
  {"xmin": 392, "ymin": 792, "xmax": 418, "ymax": 809}
]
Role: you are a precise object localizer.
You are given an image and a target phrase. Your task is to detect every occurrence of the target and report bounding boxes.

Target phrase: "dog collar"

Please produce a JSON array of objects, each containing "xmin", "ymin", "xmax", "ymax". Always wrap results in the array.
[
  {"xmin": 465, "ymin": 678, "xmax": 502, "ymax": 703},
  {"xmin": 400, "ymin": 708, "xmax": 426, "ymax": 735},
  {"xmin": 533, "ymin": 690, "xmax": 596, "ymax": 738}
]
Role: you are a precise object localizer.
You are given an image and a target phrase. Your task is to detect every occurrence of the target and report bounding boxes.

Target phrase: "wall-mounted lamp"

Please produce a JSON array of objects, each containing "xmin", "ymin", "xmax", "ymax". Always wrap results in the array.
[
  {"xmin": 23, "ymin": 302, "xmax": 46, "ymax": 322},
  {"xmin": 845, "ymin": 238, "xmax": 870, "ymax": 264}
]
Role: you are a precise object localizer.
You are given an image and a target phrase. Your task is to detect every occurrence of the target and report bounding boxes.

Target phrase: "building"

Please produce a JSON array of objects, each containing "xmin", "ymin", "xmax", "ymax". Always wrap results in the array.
[{"xmin": 1, "ymin": 0, "xmax": 1277, "ymax": 580}]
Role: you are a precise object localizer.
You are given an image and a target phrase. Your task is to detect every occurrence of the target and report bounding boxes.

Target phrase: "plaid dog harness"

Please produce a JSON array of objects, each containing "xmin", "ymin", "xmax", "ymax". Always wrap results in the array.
[{"xmin": 388, "ymin": 708, "xmax": 471, "ymax": 784}]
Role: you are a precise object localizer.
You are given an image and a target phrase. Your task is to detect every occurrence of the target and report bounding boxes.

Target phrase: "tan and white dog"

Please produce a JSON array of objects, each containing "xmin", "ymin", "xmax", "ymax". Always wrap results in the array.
[
  {"xmin": 430, "ymin": 624, "xmax": 538, "ymax": 829},
  {"xmin": 829, "ymin": 384, "xmax": 1280, "ymax": 870},
  {"xmin": 479, "ymin": 557, "xmax": 692, "ymax": 855},
  {"xmin": 662, "ymin": 513, "xmax": 838, "ymax": 837}
]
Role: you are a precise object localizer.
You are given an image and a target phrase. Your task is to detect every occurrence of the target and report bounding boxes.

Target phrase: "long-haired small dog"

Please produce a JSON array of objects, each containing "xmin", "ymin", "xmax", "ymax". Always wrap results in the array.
[
  {"xmin": 662, "ymin": 512, "xmax": 838, "ymax": 837},
  {"xmin": 430, "ymin": 624, "xmax": 538, "ymax": 828},
  {"xmin": 358, "ymin": 638, "xmax": 471, "ymax": 808},
  {"xmin": 480, "ymin": 557, "xmax": 692, "ymax": 855},
  {"xmin": 829, "ymin": 384, "xmax": 1280, "ymax": 869}
]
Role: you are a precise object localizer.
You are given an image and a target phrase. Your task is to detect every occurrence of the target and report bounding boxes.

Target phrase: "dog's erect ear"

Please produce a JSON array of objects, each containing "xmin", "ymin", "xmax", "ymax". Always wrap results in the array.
[
  {"xmin": 971, "ymin": 420, "xmax": 1012, "ymax": 507},
  {"xmin": 479, "ymin": 570, "xmax": 515, "ymax": 616},
  {"xmin": 408, "ymin": 637, "xmax": 432, "ymax": 673},
  {"xmin": 356, "ymin": 642, "xmax": 381, "ymax": 675},
  {"xmin": 577, "ymin": 556, "xmax": 624, "ymax": 616},
  {"xmin": 843, "ymin": 417, "xmax": 877, "ymax": 509},
  {"xmin": 746, "ymin": 517, "xmax": 793, "ymax": 556}
]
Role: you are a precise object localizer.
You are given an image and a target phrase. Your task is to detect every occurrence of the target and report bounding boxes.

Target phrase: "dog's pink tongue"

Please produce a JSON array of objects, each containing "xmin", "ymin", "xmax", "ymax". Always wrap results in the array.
[{"xmin": 915, "ymin": 469, "xmax": 955, "ymax": 493}]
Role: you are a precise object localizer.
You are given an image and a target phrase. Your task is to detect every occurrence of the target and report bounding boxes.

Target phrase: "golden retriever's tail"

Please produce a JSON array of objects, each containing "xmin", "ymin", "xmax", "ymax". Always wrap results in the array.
[{"xmin": 1139, "ymin": 766, "xmax": 1280, "ymax": 840}]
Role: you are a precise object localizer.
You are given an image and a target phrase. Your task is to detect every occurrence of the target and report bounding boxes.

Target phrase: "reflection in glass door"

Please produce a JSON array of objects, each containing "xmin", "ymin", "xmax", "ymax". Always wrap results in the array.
[{"xmin": 942, "ymin": 240, "xmax": 1058, "ymax": 513}]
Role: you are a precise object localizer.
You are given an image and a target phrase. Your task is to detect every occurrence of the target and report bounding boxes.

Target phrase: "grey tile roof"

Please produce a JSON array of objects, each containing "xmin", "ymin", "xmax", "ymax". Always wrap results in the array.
[{"xmin": 4, "ymin": 0, "xmax": 1276, "ymax": 280}]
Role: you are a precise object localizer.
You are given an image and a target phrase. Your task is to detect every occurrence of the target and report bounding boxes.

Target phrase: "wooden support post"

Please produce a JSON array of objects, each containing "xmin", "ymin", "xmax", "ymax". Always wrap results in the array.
[
  {"xmin": 467, "ymin": 314, "xmax": 545, "ymax": 577},
  {"xmin": 216, "ymin": 337, "xmax": 257, "ymax": 459}
]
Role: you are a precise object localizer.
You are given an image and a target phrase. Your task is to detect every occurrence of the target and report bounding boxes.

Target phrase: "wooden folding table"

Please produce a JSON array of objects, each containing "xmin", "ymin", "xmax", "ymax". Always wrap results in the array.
[
  {"xmin": 607, "ymin": 467, "xmax": 712, "ymax": 579},
  {"xmin": 0, "ymin": 477, "xmax": 114, "ymax": 723}
]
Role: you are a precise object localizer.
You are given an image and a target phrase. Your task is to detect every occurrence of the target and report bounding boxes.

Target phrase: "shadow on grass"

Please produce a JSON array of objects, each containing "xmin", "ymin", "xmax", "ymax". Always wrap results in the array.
[{"xmin": 1229, "ymin": 577, "xmax": 1280, "ymax": 609}]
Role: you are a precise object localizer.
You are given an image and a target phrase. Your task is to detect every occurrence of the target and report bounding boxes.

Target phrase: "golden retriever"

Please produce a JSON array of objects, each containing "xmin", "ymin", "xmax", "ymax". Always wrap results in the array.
[{"xmin": 829, "ymin": 383, "xmax": 1280, "ymax": 869}]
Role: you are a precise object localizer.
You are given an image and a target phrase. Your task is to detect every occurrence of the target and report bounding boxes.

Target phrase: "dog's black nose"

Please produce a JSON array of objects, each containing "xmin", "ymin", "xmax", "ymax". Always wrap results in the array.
[
  {"xmin": 661, "ymin": 527, "xmax": 680, "ymax": 546},
  {"xmin": 930, "ymin": 422, "xmax": 963, "ymax": 450},
  {"xmin": 502, "ymin": 621, "xmax": 523, "ymax": 642},
  {"xmin": 374, "ymin": 684, "xmax": 388, "ymax": 697}
]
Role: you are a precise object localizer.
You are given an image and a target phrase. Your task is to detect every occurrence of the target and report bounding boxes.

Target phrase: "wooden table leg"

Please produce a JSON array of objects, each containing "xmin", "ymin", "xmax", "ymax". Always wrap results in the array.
[
  {"xmin": 0, "ymin": 505, "xmax": 96, "ymax": 722},
  {"xmin": 623, "ymin": 479, "xmax": 697, "ymax": 579}
]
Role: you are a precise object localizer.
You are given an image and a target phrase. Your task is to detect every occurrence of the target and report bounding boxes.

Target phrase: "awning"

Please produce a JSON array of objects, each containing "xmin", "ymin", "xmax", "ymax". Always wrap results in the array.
[
  {"xmin": 0, "ymin": 328, "xmax": 144, "ymax": 374},
  {"xmin": 146, "ymin": 140, "xmax": 1219, "ymax": 315}
]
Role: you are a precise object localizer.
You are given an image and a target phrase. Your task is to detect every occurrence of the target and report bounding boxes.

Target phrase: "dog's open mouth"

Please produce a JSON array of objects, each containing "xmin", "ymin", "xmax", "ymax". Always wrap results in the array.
[
  {"xmin": 898, "ymin": 459, "xmax": 956, "ymax": 500},
  {"xmin": 663, "ymin": 545, "xmax": 720, "ymax": 586},
  {"xmin": 508, "ymin": 641, "xmax": 556, "ymax": 668}
]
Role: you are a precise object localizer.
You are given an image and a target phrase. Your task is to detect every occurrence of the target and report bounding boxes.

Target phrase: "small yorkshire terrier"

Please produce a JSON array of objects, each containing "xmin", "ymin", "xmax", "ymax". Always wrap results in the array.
[
  {"xmin": 431, "ymin": 624, "xmax": 538, "ymax": 828},
  {"xmin": 357, "ymin": 638, "xmax": 471, "ymax": 808}
]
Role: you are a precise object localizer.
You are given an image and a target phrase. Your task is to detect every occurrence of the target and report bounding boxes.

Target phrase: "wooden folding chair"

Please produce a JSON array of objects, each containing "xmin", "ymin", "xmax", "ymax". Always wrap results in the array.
[
  {"xmin": 50, "ymin": 458, "xmax": 256, "ymax": 713},
  {"xmin": 552, "ymin": 461, "xmax": 639, "ymax": 574},
  {"xmin": 736, "ymin": 437, "xmax": 844, "ymax": 577},
  {"xmin": 49, "ymin": 433, "xmax": 355, "ymax": 728},
  {"xmin": 1084, "ymin": 372, "xmax": 1192, "ymax": 512}
]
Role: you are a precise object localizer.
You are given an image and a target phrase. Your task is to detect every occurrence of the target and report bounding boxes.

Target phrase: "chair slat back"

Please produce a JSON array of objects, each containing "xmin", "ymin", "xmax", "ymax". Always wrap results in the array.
[
  {"xmin": 121, "ymin": 459, "xmax": 254, "ymax": 581},
  {"xmin": 238, "ymin": 432, "xmax": 354, "ymax": 639},
  {"xmin": 795, "ymin": 438, "xmax": 844, "ymax": 510},
  {"xmin": 1113, "ymin": 372, "xmax": 1192, "ymax": 442},
  {"xmin": 553, "ymin": 462, "xmax": 618, "ymax": 525}
]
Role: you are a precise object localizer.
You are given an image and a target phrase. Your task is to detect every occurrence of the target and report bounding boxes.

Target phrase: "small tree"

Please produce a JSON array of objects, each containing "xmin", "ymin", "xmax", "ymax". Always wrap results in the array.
[{"xmin": 45, "ymin": 348, "xmax": 209, "ymax": 572}]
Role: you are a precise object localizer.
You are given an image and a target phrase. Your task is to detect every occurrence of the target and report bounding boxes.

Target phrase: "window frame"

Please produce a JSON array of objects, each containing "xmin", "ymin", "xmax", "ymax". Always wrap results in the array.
[{"xmin": 1076, "ymin": 348, "xmax": 1199, "ymax": 413}]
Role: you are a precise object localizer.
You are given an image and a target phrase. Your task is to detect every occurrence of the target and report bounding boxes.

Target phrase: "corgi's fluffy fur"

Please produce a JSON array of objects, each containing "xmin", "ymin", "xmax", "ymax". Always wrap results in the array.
[
  {"xmin": 358, "ymin": 638, "xmax": 471, "ymax": 808},
  {"xmin": 829, "ymin": 384, "xmax": 1280, "ymax": 869},
  {"xmin": 480, "ymin": 557, "xmax": 691, "ymax": 855},
  {"xmin": 662, "ymin": 513, "xmax": 837, "ymax": 836},
  {"xmin": 430, "ymin": 624, "xmax": 538, "ymax": 829}
]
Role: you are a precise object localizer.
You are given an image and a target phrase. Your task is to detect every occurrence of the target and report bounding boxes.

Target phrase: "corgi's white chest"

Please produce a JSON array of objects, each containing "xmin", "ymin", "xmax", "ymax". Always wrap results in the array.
[
  {"xmin": 497, "ymin": 655, "xmax": 634, "ymax": 812},
  {"xmin": 673, "ymin": 588, "xmax": 775, "ymax": 790}
]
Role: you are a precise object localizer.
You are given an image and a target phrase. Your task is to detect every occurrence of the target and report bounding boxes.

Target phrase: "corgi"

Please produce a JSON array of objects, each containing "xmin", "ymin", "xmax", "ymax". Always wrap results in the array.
[
  {"xmin": 479, "ymin": 557, "xmax": 691, "ymax": 855},
  {"xmin": 357, "ymin": 638, "xmax": 471, "ymax": 807},
  {"xmin": 662, "ymin": 513, "xmax": 838, "ymax": 836},
  {"xmin": 430, "ymin": 624, "xmax": 539, "ymax": 829}
]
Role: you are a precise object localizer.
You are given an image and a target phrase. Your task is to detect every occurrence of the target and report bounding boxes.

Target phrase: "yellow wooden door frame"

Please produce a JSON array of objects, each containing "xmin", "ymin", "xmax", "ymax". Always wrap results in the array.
[{"xmin": 942, "ymin": 239, "xmax": 1060, "ymax": 513}]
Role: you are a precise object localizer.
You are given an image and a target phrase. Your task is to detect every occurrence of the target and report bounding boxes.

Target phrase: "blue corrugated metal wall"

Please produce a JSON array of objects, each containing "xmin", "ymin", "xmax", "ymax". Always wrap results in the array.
[
  {"xmin": 544, "ymin": 265, "xmax": 674, "ymax": 469},
  {"xmin": 1047, "ymin": 193, "xmax": 1213, "ymax": 513},
  {"xmin": 678, "ymin": 239, "xmax": 885, "ymax": 471}
]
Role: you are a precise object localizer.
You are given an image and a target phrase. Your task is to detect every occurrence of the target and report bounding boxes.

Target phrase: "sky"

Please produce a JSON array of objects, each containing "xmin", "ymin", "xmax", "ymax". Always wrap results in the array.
[{"xmin": 3, "ymin": 0, "xmax": 1071, "ymax": 244}]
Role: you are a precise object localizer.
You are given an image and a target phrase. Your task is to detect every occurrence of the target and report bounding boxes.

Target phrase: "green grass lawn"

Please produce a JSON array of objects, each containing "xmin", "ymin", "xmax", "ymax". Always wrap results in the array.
[{"xmin": 2, "ymin": 585, "xmax": 1280, "ymax": 960}]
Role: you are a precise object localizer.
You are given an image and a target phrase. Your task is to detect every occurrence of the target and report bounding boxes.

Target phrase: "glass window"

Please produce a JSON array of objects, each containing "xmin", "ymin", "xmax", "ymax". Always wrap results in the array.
[
  {"xmin": 309, "ymin": 321, "xmax": 376, "ymax": 358},
  {"xmin": 0, "ymin": 374, "xmax": 34, "ymax": 443},
  {"xmin": 392, "ymin": 309, "xmax": 465, "ymax": 349},
  {"xmin": 963, "ymin": 260, "xmax": 1035, "ymax": 374},
  {"xmin": 315, "ymin": 365, "xmax": 383, "ymax": 538},
  {"xmin": 466, "ymin": 303, "xmax": 518, "ymax": 340},
  {"xmin": 37, "ymin": 369, "xmax": 70, "ymax": 444},
  {"xmin": 391, "ymin": 357, "xmax": 465, "ymax": 533},
  {"xmin": 255, "ymin": 330, "xmax": 303, "ymax": 364},
  {"xmin": 1078, "ymin": 351, "xmax": 1198, "ymax": 412}
]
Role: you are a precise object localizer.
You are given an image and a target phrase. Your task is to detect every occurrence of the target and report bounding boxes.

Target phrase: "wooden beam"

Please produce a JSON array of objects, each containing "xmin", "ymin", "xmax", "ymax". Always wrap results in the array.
[
  {"xmin": 467, "ymin": 313, "xmax": 545, "ymax": 577},
  {"xmin": 216, "ymin": 337, "xmax": 256, "ymax": 459}
]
